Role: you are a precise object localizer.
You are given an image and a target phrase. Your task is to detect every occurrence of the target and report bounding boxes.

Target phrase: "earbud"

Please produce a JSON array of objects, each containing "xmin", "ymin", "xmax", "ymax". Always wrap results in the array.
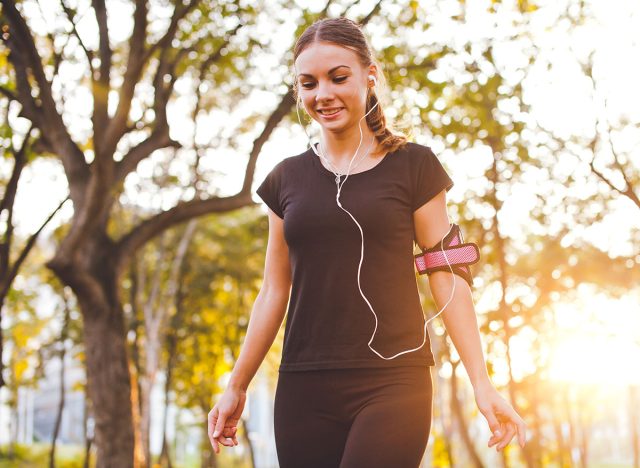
[{"xmin": 368, "ymin": 74, "xmax": 377, "ymax": 86}]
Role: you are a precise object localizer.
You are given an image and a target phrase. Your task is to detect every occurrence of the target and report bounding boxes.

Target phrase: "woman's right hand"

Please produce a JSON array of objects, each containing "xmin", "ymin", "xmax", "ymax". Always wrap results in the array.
[{"xmin": 208, "ymin": 387, "xmax": 247, "ymax": 454}]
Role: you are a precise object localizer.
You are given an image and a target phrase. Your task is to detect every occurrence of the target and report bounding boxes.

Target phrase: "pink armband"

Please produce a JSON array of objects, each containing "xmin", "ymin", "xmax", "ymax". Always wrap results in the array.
[{"xmin": 414, "ymin": 223, "xmax": 480, "ymax": 288}]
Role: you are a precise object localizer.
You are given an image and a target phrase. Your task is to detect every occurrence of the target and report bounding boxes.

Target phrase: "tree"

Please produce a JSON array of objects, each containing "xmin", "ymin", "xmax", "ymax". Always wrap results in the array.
[
  {"xmin": 0, "ymin": 1, "xmax": 386, "ymax": 464},
  {"xmin": 167, "ymin": 207, "xmax": 269, "ymax": 466},
  {"xmin": 0, "ymin": 0, "xmax": 274, "ymax": 464},
  {"xmin": 0, "ymin": 57, "xmax": 68, "ymax": 388}
]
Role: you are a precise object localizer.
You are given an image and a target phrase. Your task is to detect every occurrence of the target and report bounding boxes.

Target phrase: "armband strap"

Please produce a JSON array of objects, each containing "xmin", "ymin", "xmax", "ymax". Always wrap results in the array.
[{"xmin": 414, "ymin": 223, "xmax": 480, "ymax": 288}]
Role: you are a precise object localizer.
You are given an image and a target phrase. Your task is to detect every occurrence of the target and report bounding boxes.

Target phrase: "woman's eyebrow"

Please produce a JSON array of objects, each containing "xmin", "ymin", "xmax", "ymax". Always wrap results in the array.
[{"xmin": 297, "ymin": 65, "xmax": 351, "ymax": 78}]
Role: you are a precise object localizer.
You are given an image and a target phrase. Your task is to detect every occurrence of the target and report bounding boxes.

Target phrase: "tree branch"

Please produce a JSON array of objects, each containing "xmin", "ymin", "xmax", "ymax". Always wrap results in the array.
[
  {"xmin": 101, "ymin": 0, "xmax": 148, "ymax": 149},
  {"xmin": 115, "ymin": 20, "xmax": 242, "ymax": 183},
  {"xmin": 0, "ymin": 125, "xmax": 31, "ymax": 279},
  {"xmin": 601, "ymin": 107, "xmax": 638, "ymax": 205},
  {"xmin": 115, "ymin": 193, "xmax": 253, "ymax": 273},
  {"xmin": 115, "ymin": 130, "xmax": 181, "ymax": 182},
  {"xmin": 357, "ymin": 0, "xmax": 383, "ymax": 26},
  {"xmin": 60, "ymin": 0, "xmax": 95, "ymax": 77},
  {"xmin": 0, "ymin": 195, "xmax": 70, "ymax": 301},
  {"xmin": 589, "ymin": 155, "xmax": 640, "ymax": 207},
  {"xmin": 114, "ymin": 0, "xmax": 386, "ymax": 268},
  {"xmin": 91, "ymin": 0, "xmax": 111, "ymax": 151},
  {"xmin": 242, "ymin": 88, "xmax": 296, "ymax": 194},
  {"xmin": 115, "ymin": 88, "xmax": 295, "ymax": 267},
  {"xmin": 1, "ymin": 0, "xmax": 90, "ymax": 205},
  {"xmin": 143, "ymin": 0, "xmax": 200, "ymax": 63},
  {"xmin": 0, "ymin": 85, "xmax": 17, "ymax": 102}
]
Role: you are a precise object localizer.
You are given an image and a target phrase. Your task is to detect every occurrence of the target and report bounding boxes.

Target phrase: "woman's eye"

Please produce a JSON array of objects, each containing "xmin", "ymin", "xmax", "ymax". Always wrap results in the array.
[{"xmin": 301, "ymin": 76, "xmax": 348, "ymax": 89}]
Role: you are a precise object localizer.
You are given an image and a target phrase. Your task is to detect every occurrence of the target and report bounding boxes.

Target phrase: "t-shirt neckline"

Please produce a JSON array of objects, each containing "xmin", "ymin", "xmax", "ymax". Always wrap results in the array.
[{"xmin": 309, "ymin": 142, "xmax": 394, "ymax": 178}]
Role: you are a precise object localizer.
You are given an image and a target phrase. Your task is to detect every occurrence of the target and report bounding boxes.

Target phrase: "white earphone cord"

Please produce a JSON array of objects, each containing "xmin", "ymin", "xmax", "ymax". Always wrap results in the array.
[{"xmin": 296, "ymin": 75, "xmax": 456, "ymax": 360}]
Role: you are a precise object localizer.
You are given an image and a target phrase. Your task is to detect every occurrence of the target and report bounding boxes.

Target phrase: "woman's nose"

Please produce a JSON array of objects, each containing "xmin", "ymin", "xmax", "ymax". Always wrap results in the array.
[{"xmin": 315, "ymin": 80, "xmax": 335, "ymax": 103}]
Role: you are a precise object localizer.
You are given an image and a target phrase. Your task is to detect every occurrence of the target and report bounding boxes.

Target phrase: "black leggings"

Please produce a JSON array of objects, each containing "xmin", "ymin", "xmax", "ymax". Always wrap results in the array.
[{"xmin": 273, "ymin": 365, "xmax": 433, "ymax": 468}]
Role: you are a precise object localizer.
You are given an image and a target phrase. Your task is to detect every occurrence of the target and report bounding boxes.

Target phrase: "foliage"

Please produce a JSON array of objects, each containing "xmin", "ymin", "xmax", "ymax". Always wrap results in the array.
[
  {"xmin": 0, "ymin": 443, "xmax": 91, "ymax": 468},
  {"xmin": 169, "ymin": 206, "xmax": 269, "ymax": 411}
]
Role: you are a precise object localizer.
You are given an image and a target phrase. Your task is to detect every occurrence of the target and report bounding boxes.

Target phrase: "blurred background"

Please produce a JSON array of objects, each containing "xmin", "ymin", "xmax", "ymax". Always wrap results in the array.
[{"xmin": 0, "ymin": 0, "xmax": 639, "ymax": 467}]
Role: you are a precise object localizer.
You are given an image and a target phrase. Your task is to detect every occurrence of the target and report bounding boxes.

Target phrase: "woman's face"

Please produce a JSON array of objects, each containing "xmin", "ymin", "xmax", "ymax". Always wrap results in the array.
[{"xmin": 295, "ymin": 42, "xmax": 372, "ymax": 134}]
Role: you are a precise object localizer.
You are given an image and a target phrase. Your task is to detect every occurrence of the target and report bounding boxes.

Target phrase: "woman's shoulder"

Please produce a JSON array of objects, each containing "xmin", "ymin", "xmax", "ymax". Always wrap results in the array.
[
  {"xmin": 266, "ymin": 147, "xmax": 313, "ymax": 174},
  {"xmin": 393, "ymin": 141, "xmax": 439, "ymax": 165},
  {"xmin": 399, "ymin": 141, "xmax": 437, "ymax": 156}
]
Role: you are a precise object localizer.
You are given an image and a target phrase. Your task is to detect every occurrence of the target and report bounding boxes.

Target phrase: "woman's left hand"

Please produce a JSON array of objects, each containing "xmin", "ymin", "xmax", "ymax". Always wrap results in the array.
[{"xmin": 473, "ymin": 381, "xmax": 527, "ymax": 451}]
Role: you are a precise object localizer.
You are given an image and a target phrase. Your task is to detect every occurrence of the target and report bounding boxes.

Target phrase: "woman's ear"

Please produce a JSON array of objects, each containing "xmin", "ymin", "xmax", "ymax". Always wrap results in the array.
[{"xmin": 368, "ymin": 65, "xmax": 378, "ymax": 83}]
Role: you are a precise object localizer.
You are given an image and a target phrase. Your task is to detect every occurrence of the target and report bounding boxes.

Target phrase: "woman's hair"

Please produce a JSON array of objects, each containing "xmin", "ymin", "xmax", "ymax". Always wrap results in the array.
[{"xmin": 292, "ymin": 17, "xmax": 410, "ymax": 154}]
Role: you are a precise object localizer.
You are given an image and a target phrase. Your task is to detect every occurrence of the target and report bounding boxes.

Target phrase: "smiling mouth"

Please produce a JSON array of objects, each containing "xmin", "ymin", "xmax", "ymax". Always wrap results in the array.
[{"xmin": 318, "ymin": 108, "xmax": 343, "ymax": 116}]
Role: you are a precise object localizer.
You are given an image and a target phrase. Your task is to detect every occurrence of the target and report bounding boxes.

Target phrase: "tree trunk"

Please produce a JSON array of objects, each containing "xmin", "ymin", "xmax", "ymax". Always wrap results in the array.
[
  {"xmin": 50, "ymin": 293, "xmax": 71, "ymax": 468},
  {"xmin": 48, "ymin": 233, "xmax": 136, "ymax": 468},
  {"xmin": 239, "ymin": 417, "xmax": 256, "ymax": 468},
  {"xmin": 139, "ymin": 221, "xmax": 195, "ymax": 466},
  {"xmin": 420, "ymin": 301, "xmax": 457, "ymax": 467},
  {"xmin": 488, "ymin": 149, "xmax": 534, "ymax": 468},
  {"xmin": 73, "ymin": 277, "xmax": 135, "ymax": 467},
  {"xmin": 49, "ymin": 341, "xmax": 67, "ymax": 468},
  {"xmin": 159, "ymin": 352, "xmax": 175, "ymax": 468},
  {"xmin": 139, "ymin": 375, "xmax": 153, "ymax": 467},
  {"xmin": 564, "ymin": 387, "xmax": 578, "ymax": 467},
  {"xmin": 630, "ymin": 385, "xmax": 639, "ymax": 468},
  {"xmin": 450, "ymin": 361, "xmax": 484, "ymax": 468},
  {"xmin": 200, "ymin": 423, "xmax": 218, "ymax": 468},
  {"xmin": 552, "ymin": 412, "xmax": 569, "ymax": 467},
  {"xmin": 578, "ymin": 410, "xmax": 589, "ymax": 468},
  {"xmin": 83, "ymin": 392, "xmax": 94, "ymax": 468}
]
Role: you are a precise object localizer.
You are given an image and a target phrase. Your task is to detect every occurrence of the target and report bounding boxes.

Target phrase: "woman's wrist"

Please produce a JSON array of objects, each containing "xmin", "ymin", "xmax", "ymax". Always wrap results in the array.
[
  {"xmin": 228, "ymin": 374, "xmax": 249, "ymax": 393},
  {"xmin": 470, "ymin": 372, "xmax": 492, "ymax": 392}
]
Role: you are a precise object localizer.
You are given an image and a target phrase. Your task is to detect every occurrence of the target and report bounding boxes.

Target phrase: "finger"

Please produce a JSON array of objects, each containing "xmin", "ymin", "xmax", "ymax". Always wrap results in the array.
[
  {"xmin": 496, "ymin": 421, "xmax": 509, "ymax": 445},
  {"xmin": 502, "ymin": 406, "xmax": 524, "ymax": 447},
  {"xmin": 219, "ymin": 426, "xmax": 237, "ymax": 446},
  {"xmin": 217, "ymin": 436, "xmax": 235, "ymax": 447},
  {"xmin": 213, "ymin": 410, "xmax": 228, "ymax": 438},
  {"xmin": 221, "ymin": 424, "xmax": 238, "ymax": 445},
  {"xmin": 221, "ymin": 426, "xmax": 237, "ymax": 440},
  {"xmin": 480, "ymin": 407, "xmax": 503, "ymax": 440},
  {"xmin": 207, "ymin": 408, "xmax": 216, "ymax": 438},
  {"xmin": 487, "ymin": 422, "xmax": 503, "ymax": 447},
  {"xmin": 496, "ymin": 423, "xmax": 517, "ymax": 451},
  {"xmin": 207, "ymin": 409, "xmax": 217, "ymax": 451},
  {"xmin": 516, "ymin": 417, "xmax": 527, "ymax": 447},
  {"xmin": 500, "ymin": 405, "xmax": 527, "ymax": 448},
  {"xmin": 488, "ymin": 422, "xmax": 505, "ymax": 447}
]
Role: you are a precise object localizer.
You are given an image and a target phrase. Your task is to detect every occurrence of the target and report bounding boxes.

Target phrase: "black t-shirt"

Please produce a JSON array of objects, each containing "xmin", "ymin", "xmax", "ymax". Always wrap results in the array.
[{"xmin": 256, "ymin": 141, "xmax": 454, "ymax": 372}]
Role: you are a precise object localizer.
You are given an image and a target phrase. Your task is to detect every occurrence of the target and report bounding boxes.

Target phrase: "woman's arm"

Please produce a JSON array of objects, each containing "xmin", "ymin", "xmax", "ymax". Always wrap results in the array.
[
  {"xmin": 414, "ymin": 190, "xmax": 490, "ymax": 388},
  {"xmin": 429, "ymin": 270, "xmax": 490, "ymax": 387},
  {"xmin": 209, "ymin": 208, "xmax": 292, "ymax": 452},
  {"xmin": 229, "ymin": 207, "xmax": 291, "ymax": 391},
  {"xmin": 225, "ymin": 285, "xmax": 290, "ymax": 391},
  {"xmin": 414, "ymin": 189, "xmax": 526, "ymax": 452}
]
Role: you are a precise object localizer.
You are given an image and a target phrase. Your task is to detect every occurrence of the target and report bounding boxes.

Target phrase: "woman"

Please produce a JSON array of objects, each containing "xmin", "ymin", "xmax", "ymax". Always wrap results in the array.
[{"xmin": 208, "ymin": 16, "xmax": 526, "ymax": 466}]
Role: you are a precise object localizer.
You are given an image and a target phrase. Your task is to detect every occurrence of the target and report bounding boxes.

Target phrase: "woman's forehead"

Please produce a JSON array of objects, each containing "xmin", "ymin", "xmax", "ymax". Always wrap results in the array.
[{"xmin": 295, "ymin": 43, "xmax": 360, "ymax": 76}]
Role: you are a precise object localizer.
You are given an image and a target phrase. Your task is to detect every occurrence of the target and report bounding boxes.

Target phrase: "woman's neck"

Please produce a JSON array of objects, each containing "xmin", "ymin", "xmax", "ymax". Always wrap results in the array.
[{"xmin": 319, "ymin": 127, "xmax": 382, "ymax": 163}]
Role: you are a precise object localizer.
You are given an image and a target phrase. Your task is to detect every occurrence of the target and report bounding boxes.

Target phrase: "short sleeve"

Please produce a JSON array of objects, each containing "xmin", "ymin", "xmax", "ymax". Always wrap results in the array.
[
  {"xmin": 412, "ymin": 146, "xmax": 454, "ymax": 211},
  {"xmin": 256, "ymin": 162, "xmax": 285, "ymax": 219}
]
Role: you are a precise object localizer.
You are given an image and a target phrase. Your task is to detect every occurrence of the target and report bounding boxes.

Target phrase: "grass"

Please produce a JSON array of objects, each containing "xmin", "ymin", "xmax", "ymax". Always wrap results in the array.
[{"xmin": 0, "ymin": 443, "xmax": 90, "ymax": 468}]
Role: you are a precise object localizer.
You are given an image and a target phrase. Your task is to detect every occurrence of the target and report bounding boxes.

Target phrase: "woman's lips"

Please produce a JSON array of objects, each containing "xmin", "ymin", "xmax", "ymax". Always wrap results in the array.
[{"xmin": 317, "ymin": 107, "xmax": 344, "ymax": 119}]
